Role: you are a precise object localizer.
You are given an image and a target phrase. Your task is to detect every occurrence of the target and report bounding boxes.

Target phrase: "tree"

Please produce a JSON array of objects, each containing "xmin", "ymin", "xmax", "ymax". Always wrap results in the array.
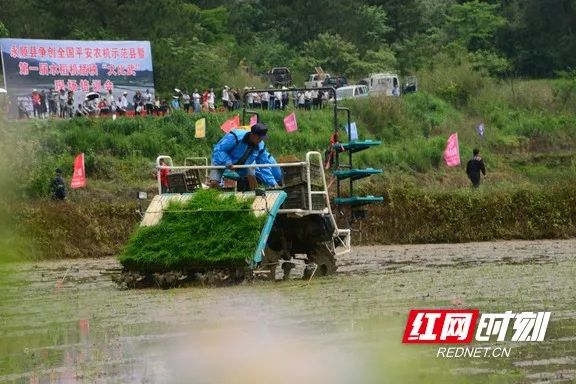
[
  {"xmin": 445, "ymin": 1, "xmax": 507, "ymax": 52},
  {"xmin": 303, "ymin": 33, "xmax": 360, "ymax": 77},
  {"xmin": 0, "ymin": 21, "xmax": 8, "ymax": 38},
  {"xmin": 351, "ymin": 48, "xmax": 398, "ymax": 76},
  {"xmin": 500, "ymin": 0, "xmax": 576, "ymax": 76},
  {"xmin": 351, "ymin": 5, "xmax": 392, "ymax": 52}
]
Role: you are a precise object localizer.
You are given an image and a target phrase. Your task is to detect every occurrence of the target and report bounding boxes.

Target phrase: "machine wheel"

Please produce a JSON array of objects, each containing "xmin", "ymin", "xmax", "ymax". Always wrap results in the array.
[
  {"xmin": 305, "ymin": 245, "xmax": 337, "ymax": 278},
  {"xmin": 258, "ymin": 246, "xmax": 283, "ymax": 280}
]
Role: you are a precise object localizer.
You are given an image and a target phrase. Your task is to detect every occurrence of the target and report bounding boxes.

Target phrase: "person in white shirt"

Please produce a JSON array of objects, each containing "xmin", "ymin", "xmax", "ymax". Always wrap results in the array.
[
  {"xmin": 145, "ymin": 89, "xmax": 154, "ymax": 114},
  {"xmin": 261, "ymin": 91, "xmax": 269, "ymax": 110},
  {"xmin": 119, "ymin": 92, "xmax": 128, "ymax": 115},
  {"xmin": 246, "ymin": 90, "xmax": 254, "ymax": 108},
  {"xmin": 252, "ymin": 91, "xmax": 261, "ymax": 109},
  {"xmin": 274, "ymin": 90, "xmax": 283, "ymax": 110},
  {"xmin": 208, "ymin": 88, "xmax": 215, "ymax": 111},
  {"xmin": 106, "ymin": 90, "xmax": 115, "ymax": 112},
  {"xmin": 311, "ymin": 89, "xmax": 319, "ymax": 109},
  {"xmin": 222, "ymin": 86, "xmax": 230, "ymax": 111},
  {"xmin": 182, "ymin": 90, "xmax": 191, "ymax": 112},
  {"xmin": 298, "ymin": 92, "xmax": 305, "ymax": 109},
  {"xmin": 304, "ymin": 90, "xmax": 312, "ymax": 110},
  {"xmin": 192, "ymin": 89, "xmax": 201, "ymax": 113}
]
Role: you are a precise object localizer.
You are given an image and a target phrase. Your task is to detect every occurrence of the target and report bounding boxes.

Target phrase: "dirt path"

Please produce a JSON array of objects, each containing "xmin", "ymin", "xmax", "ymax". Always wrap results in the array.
[{"xmin": 0, "ymin": 239, "xmax": 574, "ymax": 383}]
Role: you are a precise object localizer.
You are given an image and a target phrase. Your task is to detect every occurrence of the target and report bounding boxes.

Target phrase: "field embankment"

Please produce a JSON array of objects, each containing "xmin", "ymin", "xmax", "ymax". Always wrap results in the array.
[{"xmin": 1, "ymin": 75, "xmax": 576, "ymax": 260}]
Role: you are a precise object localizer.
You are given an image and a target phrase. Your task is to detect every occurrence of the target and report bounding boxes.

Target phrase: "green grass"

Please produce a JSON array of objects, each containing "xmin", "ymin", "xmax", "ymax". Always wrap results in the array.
[
  {"xmin": 358, "ymin": 182, "xmax": 576, "ymax": 244},
  {"xmin": 2, "ymin": 72, "xmax": 576, "ymax": 260},
  {"xmin": 118, "ymin": 190, "xmax": 266, "ymax": 272}
]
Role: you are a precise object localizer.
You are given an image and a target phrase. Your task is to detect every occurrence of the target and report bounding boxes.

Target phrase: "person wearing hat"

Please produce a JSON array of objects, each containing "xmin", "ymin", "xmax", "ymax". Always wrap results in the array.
[
  {"xmin": 50, "ymin": 168, "xmax": 67, "ymax": 200},
  {"xmin": 222, "ymin": 86, "xmax": 231, "ymax": 111},
  {"xmin": 209, "ymin": 123, "xmax": 278, "ymax": 189},
  {"xmin": 170, "ymin": 95, "xmax": 180, "ymax": 111}
]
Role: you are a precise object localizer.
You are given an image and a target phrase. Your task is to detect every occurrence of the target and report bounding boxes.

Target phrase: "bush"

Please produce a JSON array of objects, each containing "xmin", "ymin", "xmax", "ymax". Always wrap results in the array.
[{"xmin": 360, "ymin": 183, "xmax": 576, "ymax": 244}]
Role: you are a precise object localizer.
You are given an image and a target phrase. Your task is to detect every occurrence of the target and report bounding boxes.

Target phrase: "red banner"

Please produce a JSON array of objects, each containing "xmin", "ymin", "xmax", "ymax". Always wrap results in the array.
[
  {"xmin": 443, "ymin": 133, "xmax": 461, "ymax": 167},
  {"xmin": 70, "ymin": 153, "xmax": 86, "ymax": 189},
  {"xmin": 220, "ymin": 115, "xmax": 240, "ymax": 133},
  {"xmin": 283, "ymin": 112, "xmax": 298, "ymax": 133}
]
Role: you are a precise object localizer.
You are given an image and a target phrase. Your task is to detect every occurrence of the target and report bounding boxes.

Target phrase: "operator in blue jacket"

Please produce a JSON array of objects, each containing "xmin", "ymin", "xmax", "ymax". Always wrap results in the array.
[
  {"xmin": 255, "ymin": 153, "xmax": 282, "ymax": 186},
  {"xmin": 210, "ymin": 123, "xmax": 279, "ymax": 188}
]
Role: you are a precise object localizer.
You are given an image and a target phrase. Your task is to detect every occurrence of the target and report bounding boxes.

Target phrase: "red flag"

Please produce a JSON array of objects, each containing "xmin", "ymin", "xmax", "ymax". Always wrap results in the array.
[
  {"xmin": 70, "ymin": 153, "xmax": 86, "ymax": 189},
  {"xmin": 443, "ymin": 133, "xmax": 461, "ymax": 167},
  {"xmin": 249, "ymin": 114, "xmax": 258, "ymax": 127},
  {"xmin": 283, "ymin": 112, "xmax": 298, "ymax": 133},
  {"xmin": 220, "ymin": 114, "xmax": 240, "ymax": 133}
]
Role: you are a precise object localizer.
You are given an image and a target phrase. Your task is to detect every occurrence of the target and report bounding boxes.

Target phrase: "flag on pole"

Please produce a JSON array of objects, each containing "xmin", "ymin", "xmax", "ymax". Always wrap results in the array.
[
  {"xmin": 220, "ymin": 115, "xmax": 240, "ymax": 133},
  {"xmin": 70, "ymin": 153, "xmax": 86, "ymax": 189},
  {"xmin": 476, "ymin": 122, "xmax": 485, "ymax": 138},
  {"xmin": 443, "ymin": 133, "xmax": 461, "ymax": 167},
  {"xmin": 283, "ymin": 112, "xmax": 298, "ymax": 133},
  {"xmin": 195, "ymin": 118, "xmax": 206, "ymax": 138},
  {"xmin": 249, "ymin": 114, "xmax": 258, "ymax": 127},
  {"xmin": 345, "ymin": 122, "xmax": 358, "ymax": 140}
]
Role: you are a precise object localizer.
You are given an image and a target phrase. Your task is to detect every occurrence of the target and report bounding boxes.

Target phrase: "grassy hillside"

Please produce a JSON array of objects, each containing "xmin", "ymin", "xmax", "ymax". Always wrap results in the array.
[{"xmin": 1, "ymin": 72, "xmax": 576, "ymax": 260}]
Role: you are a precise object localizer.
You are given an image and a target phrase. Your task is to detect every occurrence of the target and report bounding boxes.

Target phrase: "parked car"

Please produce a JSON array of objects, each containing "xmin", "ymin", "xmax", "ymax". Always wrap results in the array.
[
  {"xmin": 335, "ymin": 85, "xmax": 369, "ymax": 101},
  {"xmin": 323, "ymin": 76, "xmax": 347, "ymax": 89},
  {"xmin": 305, "ymin": 72, "xmax": 331, "ymax": 89},
  {"xmin": 365, "ymin": 73, "xmax": 400, "ymax": 96},
  {"xmin": 268, "ymin": 67, "xmax": 292, "ymax": 87}
]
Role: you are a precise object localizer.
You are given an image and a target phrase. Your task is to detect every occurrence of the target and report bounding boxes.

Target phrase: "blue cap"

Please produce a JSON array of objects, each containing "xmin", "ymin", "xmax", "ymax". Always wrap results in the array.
[{"xmin": 251, "ymin": 123, "xmax": 268, "ymax": 138}]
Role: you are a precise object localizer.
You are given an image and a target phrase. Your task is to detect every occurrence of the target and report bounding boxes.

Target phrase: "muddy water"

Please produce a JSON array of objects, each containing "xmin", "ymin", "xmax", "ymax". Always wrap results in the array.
[{"xmin": 0, "ymin": 239, "xmax": 575, "ymax": 383}]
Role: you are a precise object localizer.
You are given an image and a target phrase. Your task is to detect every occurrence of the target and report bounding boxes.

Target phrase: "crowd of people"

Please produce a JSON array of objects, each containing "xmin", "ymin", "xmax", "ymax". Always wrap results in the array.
[
  {"xmin": 169, "ymin": 85, "xmax": 334, "ymax": 113},
  {"xmin": 20, "ymin": 88, "xmax": 169, "ymax": 119},
  {"xmin": 19, "ymin": 84, "xmax": 337, "ymax": 120}
]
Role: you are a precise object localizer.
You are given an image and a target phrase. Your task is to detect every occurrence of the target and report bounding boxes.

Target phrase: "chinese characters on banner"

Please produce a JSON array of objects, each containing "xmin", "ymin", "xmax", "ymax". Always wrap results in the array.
[{"xmin": 0, "ymin": 38, "xmax": 154, "ymax": 119}]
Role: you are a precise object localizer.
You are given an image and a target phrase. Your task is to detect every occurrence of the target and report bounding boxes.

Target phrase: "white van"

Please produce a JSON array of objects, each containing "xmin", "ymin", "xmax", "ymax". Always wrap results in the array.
[
  {"xmin": 365, "ymin": 73, "xmax": 400, "ymax": 96},
  {"xmin": 335, "ymin": 85, "xmax": 369, "ymax": 101}
]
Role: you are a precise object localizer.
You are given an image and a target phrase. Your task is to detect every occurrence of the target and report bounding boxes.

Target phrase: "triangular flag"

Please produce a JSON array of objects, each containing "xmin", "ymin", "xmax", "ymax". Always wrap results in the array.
[
  {"xmin": 220, "ymin": 114, "xmax": 240, "ymax": 133},
  {"xmin": 283, "ymin": 112, "xmax": 298, "ymax": 133},
  {"xmin": 249, "ymin": 114, "xmax": 258, "ymax": 127},
  {"xmin": 443, "ymin": 133, "xmax": 461, "ymax": 167},
  {"xmin": 70, "ymin": 153, "xmax": 86, "ymax": 189},
  {"xmin": 232, "ymin": 114, "xmax": 240, "ymax": 128},
  {"xmin": 195, "ymin": 118, "xmax": 206, "ymax": 138},
  {"xmin": 476, "ymin": 122, "xmax": 485, "ymax": 137}
]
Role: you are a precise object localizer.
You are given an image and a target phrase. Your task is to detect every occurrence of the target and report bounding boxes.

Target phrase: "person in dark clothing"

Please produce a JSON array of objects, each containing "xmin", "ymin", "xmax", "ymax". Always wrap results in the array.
[
  {"xmin": 50, "ymin": 168, "xmax": 67, "ymax": 200},
  {"xmin": 466, "ymin": 148, "xmax": 486, "ymax": 188}
]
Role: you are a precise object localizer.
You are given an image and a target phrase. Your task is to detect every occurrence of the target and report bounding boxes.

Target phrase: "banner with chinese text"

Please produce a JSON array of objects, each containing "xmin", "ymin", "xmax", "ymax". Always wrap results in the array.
[{"xmin": 0, "ymin": 38, "xmax": 154, "ymax": 118}]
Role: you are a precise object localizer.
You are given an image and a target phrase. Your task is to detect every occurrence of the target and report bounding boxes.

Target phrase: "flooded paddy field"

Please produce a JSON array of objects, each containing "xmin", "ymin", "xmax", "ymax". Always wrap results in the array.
[{"xmin": 0, "ymin": 239, "xmax": 574, "ymax": 383}]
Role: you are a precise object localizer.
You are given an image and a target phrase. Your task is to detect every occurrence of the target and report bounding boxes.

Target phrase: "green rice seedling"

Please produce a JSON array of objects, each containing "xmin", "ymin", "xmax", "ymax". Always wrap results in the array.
[{"xmin": 118, "ymin": 189, "xmax": 267, "ymax": 272}]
